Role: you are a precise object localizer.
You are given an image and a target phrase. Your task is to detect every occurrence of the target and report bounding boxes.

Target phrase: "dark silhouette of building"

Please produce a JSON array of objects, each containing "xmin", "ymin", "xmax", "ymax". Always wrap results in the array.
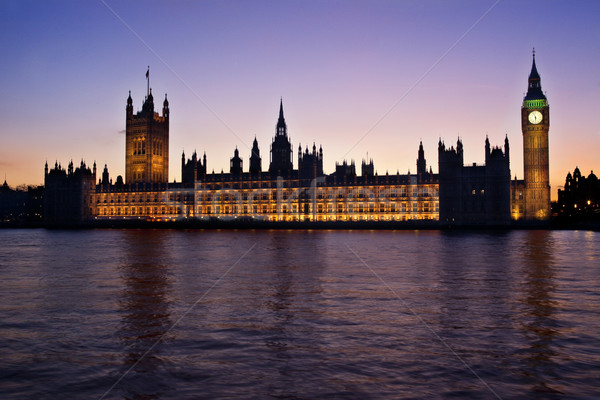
[
  {"xmin": 438, "ymin": 137, "xmax": 511, "ymax": 225},
  {"xmin": 44, "ymin": 160, "xmax": 96, "ymax": 225},
  {"xmin": 361, "ymin": 158, "xmax": 374, "ymax": 177},
  {"xmin": 416, "ymin": 140, "xmax": 435, "ymax": 184},
  {"xmin": 556, "ymin": 167, "xmax": 600, "ymax": 220},
  {"xmin": 417, "ymin": 141, "xmax": 426, "ymax": 176},
  {"xmin": 230, "ymin": 147, "xmax": 243, "ymax": 176},
  {"xmin": 298, "ymin": 143, "xmax": 324, "ymax": 179},
  {"xmin": 249, "ymin": 137, "xmax": 262, "ymax": 175},
  {"xmin": 99, "ymin": 164, "xmax": 111, "ymax": 187},
  {"xmin": 269, "ymin": 99, "xmax": 294, "ymax": 176},
  {"xmin": 334, "ymin": 160, "xmax": 356, "ymax": 180},
  {"xmin": 181, "ymin": 151, "xmax": 207, "ymax": 184},
  {"xmin": 0, "ymin": 180, "xmax": 43, "ymax": 226}
]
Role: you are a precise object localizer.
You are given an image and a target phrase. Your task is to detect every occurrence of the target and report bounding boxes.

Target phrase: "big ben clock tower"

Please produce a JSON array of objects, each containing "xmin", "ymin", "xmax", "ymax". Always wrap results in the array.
[{"xmin": 521, "ymin": 50, "xmax": 550, "ymax": 220}]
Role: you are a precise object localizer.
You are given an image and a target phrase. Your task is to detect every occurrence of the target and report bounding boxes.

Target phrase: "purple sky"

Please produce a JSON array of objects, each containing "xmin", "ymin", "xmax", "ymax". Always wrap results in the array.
[{"xmin": 1, "ymin": 1, "xmax": 599, "ymax": 199}]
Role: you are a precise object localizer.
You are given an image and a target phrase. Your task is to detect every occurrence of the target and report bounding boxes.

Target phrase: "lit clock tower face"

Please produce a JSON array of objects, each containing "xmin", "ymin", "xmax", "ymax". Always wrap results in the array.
[{"xmin": 528, "ymin": 110, "xmax": 543, "ymax": 124}]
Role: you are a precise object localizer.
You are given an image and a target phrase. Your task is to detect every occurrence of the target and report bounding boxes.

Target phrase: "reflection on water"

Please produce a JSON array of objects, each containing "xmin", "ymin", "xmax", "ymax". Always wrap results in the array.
[
  {"xmin": 117, "ymin": 231, "xmax": 174, "ymax": 399},
  {"xmin": 264, "ymin": 232, "xmax": 298, "ymax": 368},
  {"xmin": 518, "ymin": 231, "xmax": 561, "ymax": 397},
  {"xmin": 0, "ymin": 229, "xmax": 599, "ymax": 399}
]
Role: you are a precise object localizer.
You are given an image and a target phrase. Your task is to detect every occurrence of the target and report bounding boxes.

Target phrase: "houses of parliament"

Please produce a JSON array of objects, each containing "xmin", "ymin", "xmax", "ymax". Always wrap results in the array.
[{"xmin": 43, "ymin": 54, "xmax": 551, "ymax": 226}]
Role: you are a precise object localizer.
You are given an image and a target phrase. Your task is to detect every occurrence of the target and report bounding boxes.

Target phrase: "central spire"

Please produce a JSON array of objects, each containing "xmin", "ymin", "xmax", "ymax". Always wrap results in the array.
[
  {"xmin": 276, "ymin": 98, "xmax": 287, "ymax": 136},
  {"xmin": 278, "ymin": 98, "xmax": 284, "ymax": 121}
]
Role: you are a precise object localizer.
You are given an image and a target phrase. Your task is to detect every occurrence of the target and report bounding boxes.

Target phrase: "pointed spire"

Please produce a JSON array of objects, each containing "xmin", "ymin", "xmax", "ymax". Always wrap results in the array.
[
  {"xmin": 529, "ymin": 48, "xmax": 540, "ymax": 81},
  {"xmin": 279, "ymin": 97, "xmax": 284, "ymax": 120},
  {"xmin": 276, "ymin": 97, "xmax": 287, "ymax": 136},
  {"xmin": 525, "ymin": 49, "xmax": 545, "ymax": 101}
]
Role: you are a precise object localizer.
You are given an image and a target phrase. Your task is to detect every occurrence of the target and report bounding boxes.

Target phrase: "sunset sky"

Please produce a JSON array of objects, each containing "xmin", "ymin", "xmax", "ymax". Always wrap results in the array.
[{"xmin": 1, "ymin": 1, "xmax": 599, "ymax": 200}]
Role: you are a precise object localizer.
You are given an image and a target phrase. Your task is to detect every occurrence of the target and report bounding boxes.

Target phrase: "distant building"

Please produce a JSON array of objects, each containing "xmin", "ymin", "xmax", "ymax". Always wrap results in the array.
[
  {"xmin": 43, "ymin": 54, "xmax": 550, "ymax": 226},
  {"xmin": 85, "ymin": 98, "xmax": 439, "ymax": 223},
  {"xmin": 556, "ymin": 167, "xmax": 600, "ymax": 219},
  {"xmin": 0, "ymin": 180, "xmax": 44, "ymax": 226}
]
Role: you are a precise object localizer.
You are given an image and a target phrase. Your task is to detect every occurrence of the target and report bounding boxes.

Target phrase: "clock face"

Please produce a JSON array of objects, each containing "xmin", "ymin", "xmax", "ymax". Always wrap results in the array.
[{"xmin": 528, "ymin": 110, "xmax": 543, "ymax": 124}]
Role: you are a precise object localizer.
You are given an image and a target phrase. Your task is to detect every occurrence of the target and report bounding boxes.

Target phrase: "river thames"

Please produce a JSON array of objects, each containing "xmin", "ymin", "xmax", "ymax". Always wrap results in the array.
[{"xmin": 0, "ymin": 229, "xmax": 598, "ymax": 399}]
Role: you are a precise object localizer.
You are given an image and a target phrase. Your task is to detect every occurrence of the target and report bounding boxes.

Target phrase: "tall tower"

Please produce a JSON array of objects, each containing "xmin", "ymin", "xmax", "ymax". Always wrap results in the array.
[
  {"xmin": 125, "ymin": 72, "xmax": 169, "ymax": 184},
  {"xmin": 249, "ymin": 136, "xmax": 262, "ymax": 175},
  {"xmin": 269, "ymin": 99, "xmax": 293, "ymax": 175},
  {"xmin": 230, "ymin": 147, "xmax": 243, "ymax": 176},
  {"xmin": 521, "ymin": 51, "xmax": 550, "ymax": 220},
  {"xmin": 416, "ymin": 141, "xmax": 426, "ymax": 175}
]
